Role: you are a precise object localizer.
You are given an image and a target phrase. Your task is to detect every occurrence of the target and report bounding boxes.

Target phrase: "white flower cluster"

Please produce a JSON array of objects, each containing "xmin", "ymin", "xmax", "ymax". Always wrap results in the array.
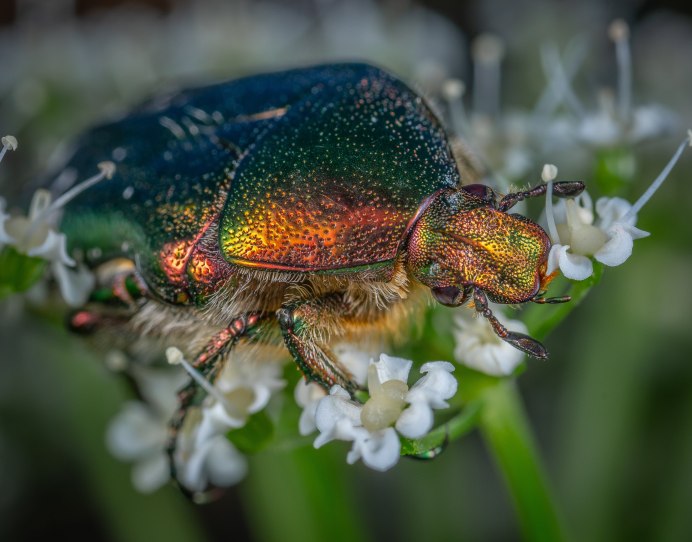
[
  {"xmin": 0, "ymin": 135, "xmax": 114, "ymax": 306},
  {"xmin": 441, "ymin": 21, "xmax": 678, "ymax": 191},
  {"xmin": 543, "ymin": 132, "xmax": 690, "ymax": 281},
  {"xmin": 453, "ymin": 309, "xmax": 528, "ymax": 377},
  {"xmin": 106, "ymin": 348, "xmax": 285, "ymax": 494},
  {"xmin": 298, "ymin": 354, "xmax": 458, "ymax": 471}
]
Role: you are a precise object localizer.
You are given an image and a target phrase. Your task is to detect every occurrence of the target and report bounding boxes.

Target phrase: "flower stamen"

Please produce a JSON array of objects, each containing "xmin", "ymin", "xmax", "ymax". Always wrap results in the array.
[
  {"xmin": 608, "ymin": 19, "xmax": 632, "ymax": 121},
  {"xmin": 42, "ymin": 161, "xmax": 116, "ymax": 221},
  {"xmin": 166, "ymin": 347, "xmax": 235, "ymax": 414},
  {"xmin": 0, "ymin": 135, "xmax": 18, "ymax": 164},
  {"xmin": 472, "ymin": 34, "xmax": 504, "ymax": 118},
  {"xmin": 541, "ymin": 163, "xmax": 560, "ymax": 243},
  {"xmin": 624, "ymin": 133, "xmax": 690, "ymax": 221}
]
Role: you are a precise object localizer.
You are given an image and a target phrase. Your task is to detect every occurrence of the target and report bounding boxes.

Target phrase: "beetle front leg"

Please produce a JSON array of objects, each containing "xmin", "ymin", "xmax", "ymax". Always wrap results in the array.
[
  {"xmin": 277, "ymin": 295, "xmax": 358, "ymax": 393},
  {"xmin": 472, "ymin": 287, "xmax": 548, "ymax": 359},
  {"xmin": 498, "ymin": 181, "xmax": 585, "ymax": 212},
  {"xmin": 166, "ymin": 312, "xmax": 266, "ymax": 492}
]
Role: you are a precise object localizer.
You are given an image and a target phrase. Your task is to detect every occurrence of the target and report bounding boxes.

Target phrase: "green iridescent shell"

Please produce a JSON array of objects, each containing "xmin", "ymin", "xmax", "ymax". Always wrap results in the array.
[{"xmin": 58, "ymin": 63, "xmax": 460, "ymax": 303}]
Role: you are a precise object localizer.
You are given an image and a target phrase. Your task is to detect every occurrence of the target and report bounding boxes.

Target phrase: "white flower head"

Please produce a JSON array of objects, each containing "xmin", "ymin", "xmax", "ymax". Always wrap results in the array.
[
  {"xmin": 313, "ymin": 354, "xmax": 457, "ymax": 471},
  {"xmin": 0, "ymin": 158, "xmax": 115, "ymax": 306},
  {"xmin": 453, "ymin": 309, "xmax": 527, "ymax": 376},
  {"xmin": 105, "ymin": 365, "xmax": 188, "ymax": 493},
  {"xmin": 573, "ymin": 21, "xmax": 677, "ymax": 147},
  {"xmin": 294, "ymin": 342, "xmax": 383, "ymax": 436},
  {"xmin": 545, "ymin": 135, "xmax": 690, "ymax": 280},
  {"xmin": 166, "ymin": 347, "xmax": 284, "ymax": 492},
  {"xmin": 177, "ymin": 434, "xmax": 247, "ymax": 494},
  {"xmin": 195, "ymin": 357, "xmax": 285, "ymax": 442}
]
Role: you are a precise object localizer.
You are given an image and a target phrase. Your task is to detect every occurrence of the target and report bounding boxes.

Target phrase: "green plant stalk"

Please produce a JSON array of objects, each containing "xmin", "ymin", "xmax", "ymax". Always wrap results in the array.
[
  {"xmin": 479, "ymin": 380, "xmax": 568, "ymax": 542},
  {"xmin": 244, "ymin": 445, "xmax": 372, "ymax": 542}
]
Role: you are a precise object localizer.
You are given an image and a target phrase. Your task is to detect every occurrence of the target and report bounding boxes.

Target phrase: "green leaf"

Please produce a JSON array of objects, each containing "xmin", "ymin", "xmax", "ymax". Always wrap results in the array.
[
  {"xmin": 0, "ymin": 246, "xmax": 46, "ymax": 299},
  {"xmin": 227, "ymin": 410, "xmax": 275, "ymax": 454}
]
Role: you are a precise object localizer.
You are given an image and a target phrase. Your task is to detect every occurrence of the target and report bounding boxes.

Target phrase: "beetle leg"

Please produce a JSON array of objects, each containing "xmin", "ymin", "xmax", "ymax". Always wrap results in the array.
[
  {"xmin": 111, "ymin": 271, "xmax": 148, "ymax": 307},
  {"xmin": 277, "ymin": 296, "xmax": 358, "ymax": 394},
  {"xmin": 166, "ymin": 312, "xmax": 266, "ymax": 494},
  {"xmin": 498, "ymin": 181, "xmax": 585, "ymax": 211},
  {"xmin": 472, "ymin": 287, "xmax": 548, "ymax": 359}
]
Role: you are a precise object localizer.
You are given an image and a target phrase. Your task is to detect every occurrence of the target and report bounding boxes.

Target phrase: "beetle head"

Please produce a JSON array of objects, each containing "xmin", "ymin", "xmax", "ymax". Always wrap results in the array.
[{"xmin": 407, "ymin": 185, "xmax": 552, "ymax": 306}]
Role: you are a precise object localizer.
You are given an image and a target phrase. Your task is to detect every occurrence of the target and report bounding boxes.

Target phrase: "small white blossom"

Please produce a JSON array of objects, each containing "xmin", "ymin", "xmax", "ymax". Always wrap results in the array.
[
  {"xmin": 545, "ymin": 134, "xmax": 690, "ymax": 280},
  {"xmin": 178, "ymin": 434, "xmax": 247, "ymax": 494},
  {"xmin": 166, "ymin": 346, "xmax": 284, "ymax": 492},
  {"xmin": 453, "ymin": 309, "xmax": 528, "ymax": 376},
  {"xmin": 0, "ymin": 157, "xmax": 115, "ymax": 305},
  {"xmin": 194, "ymin": 357, "xmax": 285, "ymax": 440},
  {"xmin": 106, "ymin": 366, "xmax": 188, "ymax": 493},
  {"xmin": 294, "ymin": 379, "xmax": 327, "ymax": 436},
  {"xmin": 313, "ymin": 354, "xmax": 457, "ymax": 471},
  {"xmin": 294, "ymin": 342, "xmax": 382, "ymax": 436}
]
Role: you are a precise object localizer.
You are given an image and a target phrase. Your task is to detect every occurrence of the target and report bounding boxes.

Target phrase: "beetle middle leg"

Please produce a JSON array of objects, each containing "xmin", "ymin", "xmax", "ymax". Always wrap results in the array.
[
  {"xmin": 472, "ymin": 287, "xmax": 548, "ymax": 359},
  {"xmin": 277, "ymin": 294, "xmax": 359, "ymax": 393},
  {"xmin": 166, "ymin": 312, "xmax": 267, "ymax": 488}
]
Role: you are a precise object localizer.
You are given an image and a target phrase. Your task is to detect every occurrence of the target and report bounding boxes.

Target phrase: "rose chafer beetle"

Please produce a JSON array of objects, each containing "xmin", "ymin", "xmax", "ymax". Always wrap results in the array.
[{"xmin": 55, "ymin": 62, "xmax": 583, "ymax": 482}]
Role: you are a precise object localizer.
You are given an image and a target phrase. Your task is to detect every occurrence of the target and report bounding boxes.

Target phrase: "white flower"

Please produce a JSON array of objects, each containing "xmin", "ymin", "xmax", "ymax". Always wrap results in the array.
[
  {"xmin": 294, "ymin": 379, "xmax": 327, "ymax": 436},
  {"xmin": 194, "ymin": 357, "xmax": 285, "ymax": 441},
  {"xmin": 166, "ymin": 347, "xmax": 284, "ymax": 492},
  {"xmin": 0, "ymin": 154, "xmax": 115, "ymax": 306},
  {"xmin": 294, "ymin": 342, "xmax": 382, "ymax": 436},
  {"xmin": 544, "ymin": 134, "xmax": 690, "ymax": 280},
  {"xmin": 105, "ymin": 365, "xmax": 188, "ymax": 493},
  {"xmin": 313, "ymin": 354, "xmax": 457, "ymax": 471},
  {"xmin": 177, "ymin": 434, "xmax": 247, "ymax": 494},
  {"xmin": 546, "ymin": 193, "xmax": 648, "ymax": 281},
  {"xmin": 453, "ymin": 309, "xmax": 528, "ymax": 376}
]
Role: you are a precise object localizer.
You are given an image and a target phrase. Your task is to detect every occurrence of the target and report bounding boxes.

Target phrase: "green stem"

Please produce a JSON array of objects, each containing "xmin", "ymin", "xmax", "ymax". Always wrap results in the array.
[
  {"xmin": 244, "ymin": 445, "xmax": 371, "ymax": 542},
  {"xmin": 479, "ymin": 380, "xmax": 568, "ymax": 542}
]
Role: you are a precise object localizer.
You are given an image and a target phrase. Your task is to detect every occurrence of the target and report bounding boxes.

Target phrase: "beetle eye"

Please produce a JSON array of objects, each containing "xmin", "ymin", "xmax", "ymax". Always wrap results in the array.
[
  {"xmin": 462, "ymin": 184, "xmax": 494, "ymax": 201},
  {"xmin": 431, "ymin": 286, "xmax": 468, "ymax": 307}
]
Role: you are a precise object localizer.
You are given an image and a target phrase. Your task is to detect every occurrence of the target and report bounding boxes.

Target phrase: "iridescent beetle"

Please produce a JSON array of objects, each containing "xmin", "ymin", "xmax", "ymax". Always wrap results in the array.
[{"xmin": 56, "ymin": 63, "xmax": 583, "ymax": 479}]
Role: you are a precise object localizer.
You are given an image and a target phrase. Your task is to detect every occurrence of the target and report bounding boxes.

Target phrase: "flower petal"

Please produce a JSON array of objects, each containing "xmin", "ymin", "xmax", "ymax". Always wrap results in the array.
[
  {"xmin": 374, "ymin": 354, "xmax": 412, "ymax": 384},
  {"xmin": 131, "ymin": 452, "xmax": 170, "ymax": 494},
  {"xmin": 332, "ymin": 342, "xmax": 374, "ymax": 386},
  {"xmin": 407, "ymin": 362, "xmax": 457, "ymax": 408},
  {"xmin": 453, "ymin": 312, "xmax": 527, "ymax": 376},
  {"xmin": 595, "ymin": 197, "xmax": 635, "ymax": 229},
  {"xmin": 350, "ymin": 427, "xmax": 401, "ymax": 471},
  {"xmin": 313, "ymin": 386, "xmax": 362, "ymax": 447},
  {"xmin": 51, "ymin": 262, "xmax": 95, "ymax": 307},
  {"xmin": 180, "ymin": 435, "xmax": 246, "ymax": 492},
  {"xmin": 106, "ymin": 402, "xmax": 167, "ymax": 460},
  {"xmin": 28, "ymin": 229, "xmax": 75, "ymax": 266},
  {"xmin": 294, "ymin": 380, "xmax": 326, "ymax": 436},
  {"xmin": 552, "ymin": 245, "xmax": 593, "ymax": 280},
  {"xmin": 395, "ymin": 400, "xmax": 434, "ymax": 439},
  {"xmin": 204, "ymin": 437, "xmax": 247, "ymax": 488},
  {"xmin": 594, "ymin": 223, "xmax": 642, "ymax": 266}
]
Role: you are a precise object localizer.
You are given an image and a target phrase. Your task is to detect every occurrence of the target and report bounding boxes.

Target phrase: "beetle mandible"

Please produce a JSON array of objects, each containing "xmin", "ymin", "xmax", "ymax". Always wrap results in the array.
[{"xmin": 55, "ymin": 62, "xmax": 583, "ymax": 481}]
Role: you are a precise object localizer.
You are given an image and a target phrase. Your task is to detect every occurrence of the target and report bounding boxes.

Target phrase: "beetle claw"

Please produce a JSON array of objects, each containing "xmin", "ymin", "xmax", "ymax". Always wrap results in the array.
[{"xmin": 502, "ymin": 332, "xmax": 548, "ymax": 360}]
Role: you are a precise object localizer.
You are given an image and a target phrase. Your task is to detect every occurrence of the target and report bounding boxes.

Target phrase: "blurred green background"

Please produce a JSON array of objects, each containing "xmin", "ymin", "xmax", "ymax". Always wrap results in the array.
[{"xmin": 1, "ymin": 1, "xmax": 692, "ymax": 541}]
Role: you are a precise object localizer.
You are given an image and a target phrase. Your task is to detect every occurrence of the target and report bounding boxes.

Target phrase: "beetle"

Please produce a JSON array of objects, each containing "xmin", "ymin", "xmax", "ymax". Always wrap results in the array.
[{"xmin": 55, "ymin": 62, "xmax": 583, "ymax": 482}]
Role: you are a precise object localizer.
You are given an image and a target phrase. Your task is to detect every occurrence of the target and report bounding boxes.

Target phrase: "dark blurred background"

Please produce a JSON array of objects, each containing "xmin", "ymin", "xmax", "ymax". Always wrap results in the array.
[{"xmin": 1, "ymin": 1, "xmax": 692, "ymax": 541}]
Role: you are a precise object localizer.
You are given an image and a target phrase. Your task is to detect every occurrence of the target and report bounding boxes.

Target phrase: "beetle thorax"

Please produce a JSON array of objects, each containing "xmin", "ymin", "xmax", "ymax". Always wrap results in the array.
[{"xmin": 405, "ymin": 191, "xmax": 551, "ymax": 304}]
